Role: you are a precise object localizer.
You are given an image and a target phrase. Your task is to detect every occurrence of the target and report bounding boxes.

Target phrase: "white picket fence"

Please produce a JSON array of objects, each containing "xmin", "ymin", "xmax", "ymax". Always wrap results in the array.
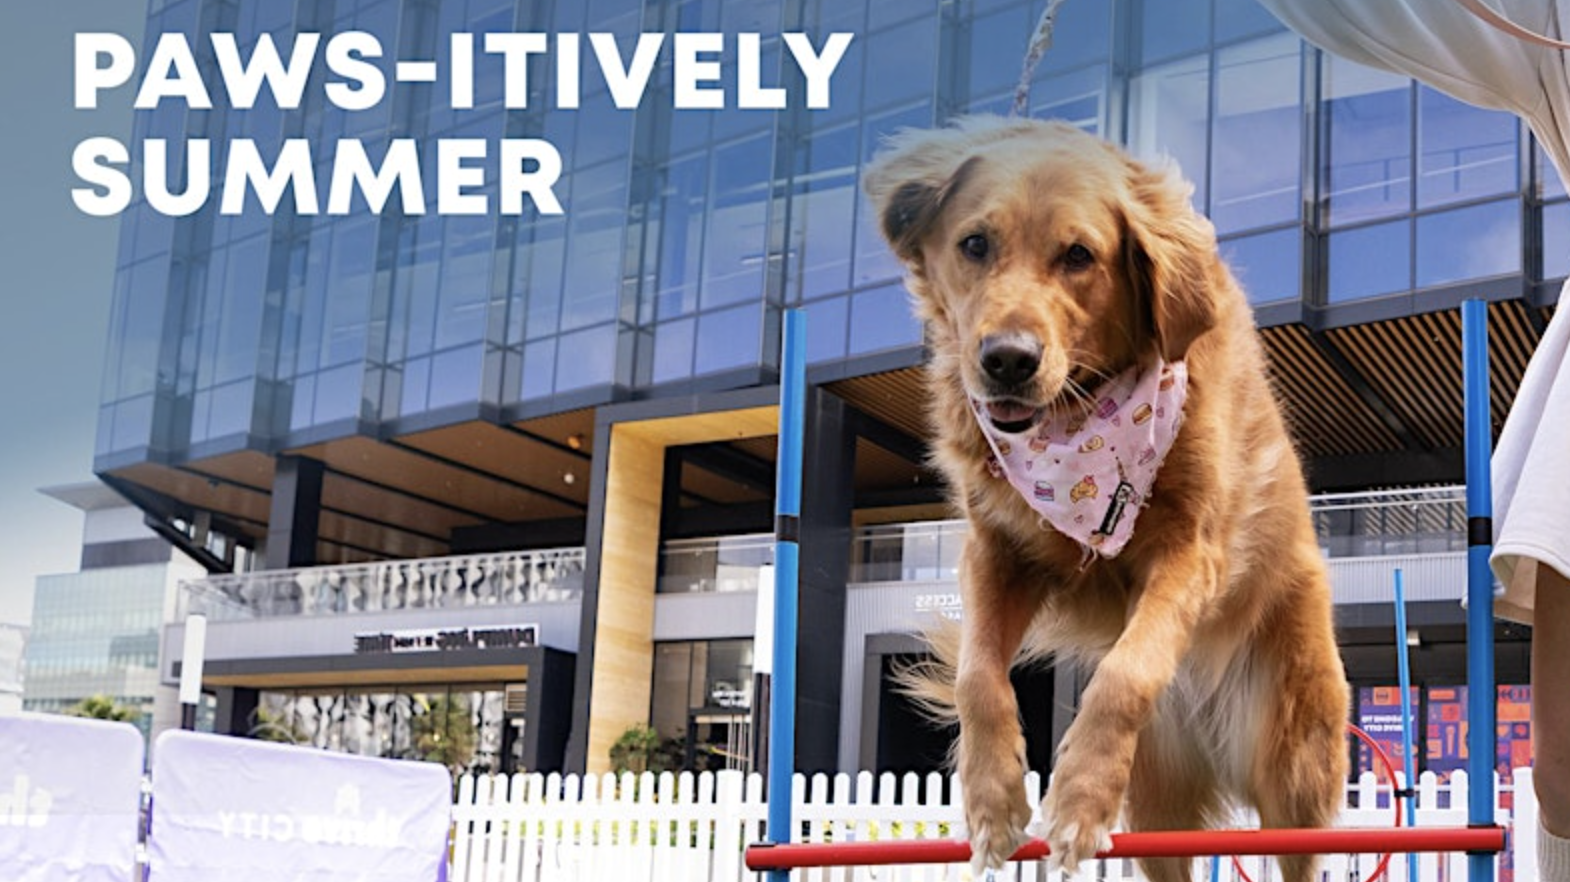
[{"xmin": 449, "ymin": 767, "xmax": 1543, "ymax": 882}]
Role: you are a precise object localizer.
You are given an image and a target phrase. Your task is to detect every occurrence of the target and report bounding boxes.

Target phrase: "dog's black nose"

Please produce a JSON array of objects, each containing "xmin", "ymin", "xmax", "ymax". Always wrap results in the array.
[{"xmin": 979, "ymin": 334, "xmax": 1042, "ymax": 387}]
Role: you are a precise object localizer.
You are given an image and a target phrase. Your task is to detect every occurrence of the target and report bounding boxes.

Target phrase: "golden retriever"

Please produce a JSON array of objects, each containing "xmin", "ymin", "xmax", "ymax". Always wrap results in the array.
[{"xmin": 863, "ymin": 117, "xmax": 1348, "ymax": 881}]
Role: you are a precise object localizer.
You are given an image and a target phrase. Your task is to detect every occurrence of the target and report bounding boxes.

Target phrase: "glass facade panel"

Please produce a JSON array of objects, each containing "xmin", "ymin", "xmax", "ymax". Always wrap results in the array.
[
  {"xmin": 1418, "ymin": 88, "xmax": 1519, "ymax": 209},
  {"xmin": 1328, "ymin": 220, "xmax": 1411, "ymax": 302},
  {"xmin": 1539, "ymin": 142, "xmax": 1568, "ymax": 199},
  {"xmin": 1414, "ymin": 200, "xmax": 1520, "ymax": 288},
  {"xmin": 1221, "ymin": 227, "xmax": 1301, "ymax": 304},
  {"xmin": 1543, "ymin": 201, "xmax": 1570, "ymax": 279},
  {"xmin": 649, "ymin": 638, "xmax": 754, "ymax": 771},
  {"xmin": 1214, "ymin": 0, "xmax": 1284, "ymax": 44},
  {"xmin": 849, "ymin": 284, "xmax": 921, "ymax": 354},
  {"xmin": 1140, "ymin": 0, "xmax": 1210, "ymax": 65},
  {"xmin": 1130, "ymin": 54, "xmax": 1211, "ymax": 212},
  {"xmin": 1211, "ymin": 34, "xmax": 1301, "ymax": 234},
  {"xmin": 94, "ymin": 0, "xmax": 1553, "ymax": 467},
  {"xmin": 1322, "ymin": 58, "xmax": 1411, "ymax": 226},
  {"xmin": 23, "ymin": 564, "xmax": 177, "ymax": 743},
  {"xmin": 790, "ymin": 123, "xmax": 859, "ymax": 301},
  {"xmin": 256, "ymin": 685, "xmax": 513, "ymax": 775}
]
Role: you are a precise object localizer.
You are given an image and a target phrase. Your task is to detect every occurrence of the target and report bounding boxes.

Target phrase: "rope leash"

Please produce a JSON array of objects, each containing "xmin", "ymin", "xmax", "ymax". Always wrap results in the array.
[{"xmin": 1011, "ymin": 0, "xmax": 1069, "ymax": 116}]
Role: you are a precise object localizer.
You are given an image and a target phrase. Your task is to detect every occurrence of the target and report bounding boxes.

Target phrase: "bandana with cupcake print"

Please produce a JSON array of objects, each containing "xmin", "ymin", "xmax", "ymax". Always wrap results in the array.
[{"xmin": 972, "ymin": 360, "xmax": 1188, "ymax": 559}]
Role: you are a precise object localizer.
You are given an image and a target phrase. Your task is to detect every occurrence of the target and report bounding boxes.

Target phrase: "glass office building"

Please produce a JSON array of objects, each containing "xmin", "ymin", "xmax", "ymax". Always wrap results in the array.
[
  {"xmin": 23, "ymin": 484, "xmax": 204, "ymax": 742},
  {"xmin": 102, "ymin": 0, "xmax": 1551, "ymax": 775}
]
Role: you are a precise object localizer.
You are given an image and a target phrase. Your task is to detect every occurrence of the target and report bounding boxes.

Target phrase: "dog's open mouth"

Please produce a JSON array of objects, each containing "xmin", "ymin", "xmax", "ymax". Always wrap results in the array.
[{"xmin": 983, "ymin": 399, "xmax": 1043, "ymax": 434}]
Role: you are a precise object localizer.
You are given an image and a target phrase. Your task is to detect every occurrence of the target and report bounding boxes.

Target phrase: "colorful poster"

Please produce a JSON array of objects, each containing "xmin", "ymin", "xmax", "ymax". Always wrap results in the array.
[
  {"xmin": 1425, "ymin": 685, "xmax": 1468, "ymax": 786},
  {"xmin": 1356, "ymin": 685, "xmax": 1420, "ymax": 785},
  {"xmin": 149, "ymin": 730, "xmax": 451, "ymax": 882},
  {"xmin": 0, "ymin": 714, "xmax": 144, "ymax": 882},
  {"xmin": 1497, "ymin": 684, "xmax": 1533, "ymax": 804}
]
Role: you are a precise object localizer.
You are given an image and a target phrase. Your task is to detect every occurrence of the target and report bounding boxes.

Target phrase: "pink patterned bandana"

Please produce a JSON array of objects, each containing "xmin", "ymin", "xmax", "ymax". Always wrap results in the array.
[{"xmin": 972, "ymin": 360, "xmax": 1189, "ymax": 559}]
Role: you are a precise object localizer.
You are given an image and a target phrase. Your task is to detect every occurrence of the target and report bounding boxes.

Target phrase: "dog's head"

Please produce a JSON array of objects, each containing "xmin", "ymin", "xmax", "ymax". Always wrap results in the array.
[{"xmin": 863, "ymin": 117, "xmax": 1217, "ymax": 435}]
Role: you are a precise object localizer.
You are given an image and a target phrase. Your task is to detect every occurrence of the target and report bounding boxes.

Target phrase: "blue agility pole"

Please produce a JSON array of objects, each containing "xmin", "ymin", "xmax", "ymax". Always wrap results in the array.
[
  {"xmin": 1461, "ymin": 298, "xmax": 1496, "ymax": 882},
  {"xmin": 1393, "ymin": 567, "xmax": 1418, "ymax": 882},
  {"xmin": 766, "ymin": 309, "xmax": 807, "ymax": 882}
]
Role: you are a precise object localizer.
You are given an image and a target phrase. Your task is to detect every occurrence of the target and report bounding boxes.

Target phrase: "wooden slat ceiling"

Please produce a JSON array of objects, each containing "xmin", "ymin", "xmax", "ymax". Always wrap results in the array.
[
  {"xmin": 826, "ymin": 368, "xmax": 932, "ymax": 442},
  {"xmin": 1257, "ymin": 324, "xmax": 1399, "ymax": 457}
]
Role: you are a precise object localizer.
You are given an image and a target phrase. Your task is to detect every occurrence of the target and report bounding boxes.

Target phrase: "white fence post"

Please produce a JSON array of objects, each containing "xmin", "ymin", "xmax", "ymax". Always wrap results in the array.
[{"xmin": 1517, "ymin": 767, "xmax": 1539, "ymax": 882}]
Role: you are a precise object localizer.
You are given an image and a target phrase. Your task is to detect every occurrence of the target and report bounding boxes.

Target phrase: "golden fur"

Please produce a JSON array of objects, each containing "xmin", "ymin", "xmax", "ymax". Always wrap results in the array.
[{"xmin": 863, "ymin": 117, "xmax": 1349, "ymax": 881}]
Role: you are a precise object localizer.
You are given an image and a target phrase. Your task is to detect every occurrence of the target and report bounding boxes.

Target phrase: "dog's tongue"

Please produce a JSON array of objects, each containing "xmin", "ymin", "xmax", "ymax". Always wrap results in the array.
[{"xmin": 985, "ymin": 400, "xmax": 1036, "ymax": 428}]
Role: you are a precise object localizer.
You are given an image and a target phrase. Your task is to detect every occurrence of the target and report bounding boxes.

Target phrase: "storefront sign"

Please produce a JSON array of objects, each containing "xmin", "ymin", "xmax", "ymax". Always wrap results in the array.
[
  {"xmin": 148, "ymin": 730, "xmax": 450, "ymax": 882},
  {"xmin": 913, "ymin": 592, "xmax": 962, "ymax": 621},
  {"xmin": 353, "ymin": 623, "xmax": 537, "ymax": 654},
  {"xmin": 0, "ymin": 714, "xmax": 143, "ymax": 882}
]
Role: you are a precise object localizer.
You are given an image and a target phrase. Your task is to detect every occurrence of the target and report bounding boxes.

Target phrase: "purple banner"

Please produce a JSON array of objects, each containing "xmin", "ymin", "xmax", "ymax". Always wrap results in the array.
[
  {"xmin": 149, "ymin": 730, "xmax": 450, "ymax": 881},
  {"xmin": 0, "ymin": 714, "xmax": 144, "ymax": 882}
]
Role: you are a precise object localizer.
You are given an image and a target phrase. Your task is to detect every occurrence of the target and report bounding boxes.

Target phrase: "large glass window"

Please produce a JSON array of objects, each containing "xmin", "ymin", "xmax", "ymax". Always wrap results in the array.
[
  {"xmin": 650, "ymin": 639, "xmax": 755, "ymax": 771},
  {"xmin": 1211, "ymin": 34, "xmax": 1301, "ymax": 234},
  {"xmin": 256, "ymin": 686, "xmax": 511, "ymax": 776},
  {"xmin": 1543, "ymin": 200, "xmax": 1570, "ymax": 279},
  {"xmin": 1221, "ymin": 227, "xmax": 1301, "ymax": 304},
  {"xmin": 1131, "ymin": 53, "xmax": 1211, "ymax": 213},
  {"xmin": 789, "ymin": 123, "xmax": 858, "ymax": 301},
  {"xmin": 1418, "ymin": 87, "xmax": 1518, "ymax": 209},
  {"xmin": 1140, "ymin": 0, "xmax": 1210, "ymax": 65},
  {"xmin": 1414, "ymin": 199, "xmax": 1520, "ymax": 288},
  {"xmin": 1322, "ymin": 58, "xmax": 1411, "ymax": 226},
  {"xmin": 1328, "ymin": 219, "xmax": 1410, "ymax": 302}
]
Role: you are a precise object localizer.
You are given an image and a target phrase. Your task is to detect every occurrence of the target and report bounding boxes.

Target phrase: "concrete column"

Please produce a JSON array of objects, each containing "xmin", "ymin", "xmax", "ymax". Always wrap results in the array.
[
  {"xmin": 265, "ymin": 455, "xmax": 324, "ymax": 570},
  {"xmin": 212, "ymin": 686, "xmax": 260, "ymax": 737},
  {"xmin": 793, "ymin": 388, "xmax": 857, "ymax": 773}
]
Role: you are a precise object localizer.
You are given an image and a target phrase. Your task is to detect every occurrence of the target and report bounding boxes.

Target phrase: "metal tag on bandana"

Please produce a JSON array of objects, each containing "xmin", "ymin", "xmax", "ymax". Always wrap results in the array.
[{"xmin": 974, "ymin": 359, "xmax": 1188, "ymax": 558}]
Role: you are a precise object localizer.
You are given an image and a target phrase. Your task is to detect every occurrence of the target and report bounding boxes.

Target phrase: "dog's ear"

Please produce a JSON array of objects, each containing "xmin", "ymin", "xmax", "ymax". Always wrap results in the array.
[
  {"xmin": 863, "ymin": 128, "xmax": 990, "ymax": 269},
  {"xmin": 1120, "ymin": 160, "xmax": 1219, "ymax": 363}
]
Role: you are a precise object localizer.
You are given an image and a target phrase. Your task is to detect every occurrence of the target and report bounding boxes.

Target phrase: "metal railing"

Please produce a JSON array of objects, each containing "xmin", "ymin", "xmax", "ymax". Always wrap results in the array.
[
  {"xmin": 657, "ymin": 534, "xmax": 775, "ymax": 594},
  {"xmin": 174, "ymin": 487, "xmax": 1467, "ymax": 615},
  {"xmin": 178, "ymin": 547, "xmax": 586, "ymax": 621},
  {"xmin": 849, "ymin": 485, "xmax": 1468, "ymax": 583}
]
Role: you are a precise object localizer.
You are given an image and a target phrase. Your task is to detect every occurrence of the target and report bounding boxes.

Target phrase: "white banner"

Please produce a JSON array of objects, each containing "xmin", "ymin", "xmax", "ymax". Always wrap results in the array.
[
  {"xmin": 0, "ymin": 713, "xmax": 144, "ymax": 882},
  {"xmin": 149, "ymin": 730, "xmax": 451, "ymax": 882}
]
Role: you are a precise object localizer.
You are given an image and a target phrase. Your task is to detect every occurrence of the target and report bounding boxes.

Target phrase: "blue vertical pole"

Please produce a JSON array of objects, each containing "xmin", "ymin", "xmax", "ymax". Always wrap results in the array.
[
  {"xmin": 1462, "ymin": 299, "xmax": 1496, "ymax": 882},
  {"xmin": 767, "ymin": 309, "xmax": 806, "ymax": 882},
  {"xmin": 1393, "ymin": 568, "xmax": 1419, "ymax": 882}
]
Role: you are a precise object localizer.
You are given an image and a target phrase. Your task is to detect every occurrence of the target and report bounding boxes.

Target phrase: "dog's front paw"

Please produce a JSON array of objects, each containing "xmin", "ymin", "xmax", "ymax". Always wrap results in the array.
[
  {"xmin": 1041, "ymin": 749, "xmax": 1123, "ymax": 876},
  {"xmin": 960, "ymin": 736, "xmax": 1032, "ymax": 872}
]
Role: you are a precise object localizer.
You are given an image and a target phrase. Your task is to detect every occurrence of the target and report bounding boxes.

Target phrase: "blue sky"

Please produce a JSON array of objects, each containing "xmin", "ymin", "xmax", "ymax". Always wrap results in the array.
[{"xmin": 0, "ymin": 3, "xmax": 145, "ymax": 625}]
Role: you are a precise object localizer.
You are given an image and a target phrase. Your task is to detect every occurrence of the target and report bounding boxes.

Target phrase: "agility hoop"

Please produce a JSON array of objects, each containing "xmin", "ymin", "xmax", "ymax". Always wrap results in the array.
[{"xmin": 744, "ymin": 826, "xmax": 1504, "ymax": 872}]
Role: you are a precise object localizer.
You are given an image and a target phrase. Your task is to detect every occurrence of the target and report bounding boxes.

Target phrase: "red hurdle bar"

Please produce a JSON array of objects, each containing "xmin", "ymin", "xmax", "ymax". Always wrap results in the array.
[{"xmin": 744, "ymin": 826, "xmax": 1506, "ymax": 871}]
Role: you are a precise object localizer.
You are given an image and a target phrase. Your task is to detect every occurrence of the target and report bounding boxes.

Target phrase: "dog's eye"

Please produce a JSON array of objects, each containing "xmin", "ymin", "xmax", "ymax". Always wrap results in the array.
[
  {"xmin": 1062, "ymin": 243, "xmax": 1094, "ymax": 271},
  {"xmin": 959, "ymin": 234, "xmax": 990, "ymax": 262}
]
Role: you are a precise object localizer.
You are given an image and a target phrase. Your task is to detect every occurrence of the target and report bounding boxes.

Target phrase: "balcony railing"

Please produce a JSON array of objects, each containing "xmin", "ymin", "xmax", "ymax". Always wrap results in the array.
[
  {"xmin": 178, "ymin": 548, "xmax": 586, "ymax": 621},
  {"xmin": 849, "ymin": 485, "xmax": 1468, "ymax": 584},
  {"xmin": 1310, "ymin": 485, "xmax": 1467, "ymax": 557},
  {"xmin": 657, "ymin": 534, "xmax": 774, "ymax": 594}
]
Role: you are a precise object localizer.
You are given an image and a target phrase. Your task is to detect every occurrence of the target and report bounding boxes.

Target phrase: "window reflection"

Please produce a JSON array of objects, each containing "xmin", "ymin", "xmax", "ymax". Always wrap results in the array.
[
  {"xmin": 1328, "ymin": 220, "xmax": 1410, "ymax": 302},
  {"xmin": 650, "ymin": 639, "xmax": 755, "ymax": 772},
  {"xmin": 1543, "ymin": 201, "xmax": 1570, "ymax": 279},
  {"xmin": 1221, "ymin": 227, "xmax": 1301, "ymax": 304},
  {"xmin": 1418, "ymin": 87, "xmax": 1518, "ymax": 209},
  {"xmin": 1415, "ymin": 200, "xmax": 1520, "ymax": 288},
  {"xmin": 1131, "ymin": 53, "xmax": 1210, "ymax": 213},
  {"xmin": 256, "ymin": 685, "xmax": 513, "ymax": 776},
  {"xmin": 1322, "ymin": 58, "xmax": 1411, "ymax": 226},
  {"xmin": 1140, "ymin": 0, "xmax": 1210, "ymax": 65},
  {"xmin": 1212, "ymin": 34, "xmax": 1301, "ymax": 234}
]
